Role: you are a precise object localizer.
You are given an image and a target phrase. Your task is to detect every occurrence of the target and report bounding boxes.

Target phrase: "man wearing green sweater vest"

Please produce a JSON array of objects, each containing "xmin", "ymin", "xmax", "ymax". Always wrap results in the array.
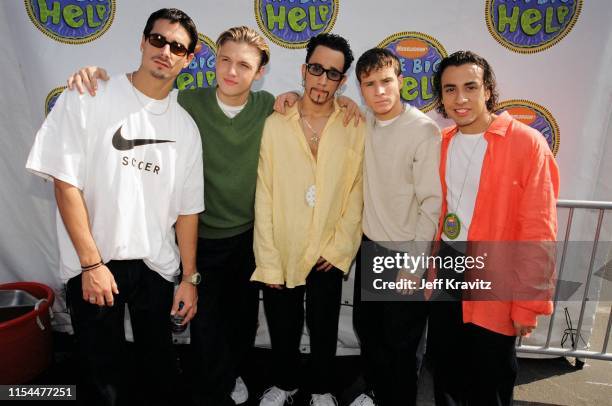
[
  {"xmin": 179, "ymin": 27, "xmax": 275, "ymax": 406},
  {"xmin": 67, "ymin": 25, "xmax": 361, "ymax": 406}
]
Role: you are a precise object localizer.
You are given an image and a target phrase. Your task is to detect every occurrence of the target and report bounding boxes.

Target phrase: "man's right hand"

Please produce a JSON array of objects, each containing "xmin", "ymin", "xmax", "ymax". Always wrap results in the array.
[
  {"xmin": 81, "ymin": 264, "xmax": 119, "ymax": 306},
  {"xmin": 67, "ymin": 66, "xmax": 110, "ymax": 96}
]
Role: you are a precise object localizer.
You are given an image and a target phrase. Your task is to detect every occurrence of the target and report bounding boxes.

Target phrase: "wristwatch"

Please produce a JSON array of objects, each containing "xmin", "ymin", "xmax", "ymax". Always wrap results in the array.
[{"xmin": 182, "ymin": 272, "xmax": 202, "ymax": 286}]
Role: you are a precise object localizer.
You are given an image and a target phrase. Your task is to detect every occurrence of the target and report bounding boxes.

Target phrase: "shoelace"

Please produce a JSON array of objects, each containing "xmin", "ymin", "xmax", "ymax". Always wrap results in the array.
[
  {"xmin": 261, "ymin": 387, "xmax": 294, "ymax": 404},
  {"xmin": 310, "ymin": 393, "xmax": 338, "ymax": 406}
]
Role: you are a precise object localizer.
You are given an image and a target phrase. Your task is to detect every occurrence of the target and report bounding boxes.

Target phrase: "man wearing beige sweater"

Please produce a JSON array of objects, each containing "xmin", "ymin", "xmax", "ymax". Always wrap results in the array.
[{"xmin": 351, "ymin": 48, "xmax": 442, "ymax": 406}]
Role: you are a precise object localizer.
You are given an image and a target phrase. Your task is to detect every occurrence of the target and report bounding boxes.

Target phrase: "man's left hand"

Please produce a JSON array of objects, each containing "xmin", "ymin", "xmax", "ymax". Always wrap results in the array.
[
  {"xmin": 315, "ymin": 257, "xmax": 334, "ymax": 272},
  {"xmin": 396, "ymin": 269, "xmax": 420, "ymax": 295},
  {"xmin": 171, "ymin": 282, "xmax": 198, "ymax": 324},
  {"xmin": 337, "ymin": 95, "xmax": 365, "ymax": 126},
  {"xmin": 273, "ymin": 91, "xmax": 300, "ymax": 114},
  {"xmin": 513, "ymin": 321, "xmax": 535, "ymax": 337}
]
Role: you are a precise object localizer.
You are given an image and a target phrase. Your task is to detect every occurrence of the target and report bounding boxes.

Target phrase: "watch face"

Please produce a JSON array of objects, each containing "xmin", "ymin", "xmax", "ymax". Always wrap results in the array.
[{"xmin": 193, "ymin": 273, "xmax": 202, "ymax": 285}]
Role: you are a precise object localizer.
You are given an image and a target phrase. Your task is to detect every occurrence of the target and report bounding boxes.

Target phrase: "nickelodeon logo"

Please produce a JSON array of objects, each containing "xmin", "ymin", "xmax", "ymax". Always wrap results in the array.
[
  {"xmin": 395, "ymin": 39, "xmax": 429, "ymax": 59},
  {"xmin": 495, "ymin": 100, "xmax": 560, "ymax": 156},
  {"xmin": 504, "ymin": 107, "xmax": 537, "ymax": 125}
]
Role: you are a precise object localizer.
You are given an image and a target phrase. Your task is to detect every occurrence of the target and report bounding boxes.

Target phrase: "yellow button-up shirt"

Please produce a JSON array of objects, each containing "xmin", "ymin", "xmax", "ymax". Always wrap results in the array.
[{"xmin": 252, "ymin": 102, "xmax": 365, "ymax": 288}]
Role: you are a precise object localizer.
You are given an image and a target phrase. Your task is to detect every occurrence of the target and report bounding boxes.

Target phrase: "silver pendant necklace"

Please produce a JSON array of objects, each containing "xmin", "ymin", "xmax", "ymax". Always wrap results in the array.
[
  {"xmin": 300, "ymin": 114, "xmax": 320, "ymax": 144},
  {"xmin": 443, "ymin": 116, "xmax": 492, "ymax": 240},
  {"xmin": 129, "ymin": 72, "xmax": 171, "ymax": 116},
  {"xmin": 299, "ymin": 104, "xmax": 331, "ymax": 144},
  {"xmin": 444, "ymin": 136, "xmax": 483, "ymax": 240},
  {"xmin": 449, "ymin": 135, "xmax": 484, "ymax": 214}
]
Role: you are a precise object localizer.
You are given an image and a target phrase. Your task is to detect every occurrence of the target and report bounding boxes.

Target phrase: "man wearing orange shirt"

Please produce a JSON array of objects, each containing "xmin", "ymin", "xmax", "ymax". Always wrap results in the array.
[{"xmin": 428, "ymin": 51, "xmax": 559, "ymax": 406}]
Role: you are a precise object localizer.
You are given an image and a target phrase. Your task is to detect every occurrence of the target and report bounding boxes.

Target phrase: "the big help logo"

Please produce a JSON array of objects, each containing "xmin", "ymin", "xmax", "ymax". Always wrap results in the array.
[
  {"xmin": 495, "ymin": 100, "xmax": 560, "ymax": 155},
  {"xmin": 25, "ymin": 0, "xmax": 115, "ymax": 44},
  {"xmin": 485, "ymin": 0, "xmax": 582, "ymax": 53},
  {"xmin": 378, "ymin": 32, "xmax": 447, "ymax": 112},
  {"xmin": 255, "ymin": 0, "xmax": 339, "ymax": 48},
  {"xmin": 175, "ymin": 34, "xmax": 217, "ymax": 90}
]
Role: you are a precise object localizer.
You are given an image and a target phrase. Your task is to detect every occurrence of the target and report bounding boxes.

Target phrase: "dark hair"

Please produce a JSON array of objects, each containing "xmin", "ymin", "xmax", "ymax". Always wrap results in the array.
[
  {"xmin": 433, "ymin": 50, "xmax": 499, "ymax": 118},
  {"xmin": 306, "ymin": 33, "xmax": 354, "ymax": 73},
  {"xmin": 356, "ymin": 48, "xmax": 401, "ymax": 83},
  {"xmin": 143, "ymin": 8, "xmax": 198, "ymax": 54}
]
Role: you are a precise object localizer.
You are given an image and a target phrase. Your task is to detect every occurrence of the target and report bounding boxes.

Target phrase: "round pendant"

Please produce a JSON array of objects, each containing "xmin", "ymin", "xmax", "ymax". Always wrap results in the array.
[
  {"xmin": 443, "ymin": 213, "xmax": 461, "ymax": 240},
  {"xmin": 305, "ymin": 185, "xmax": 316, "ymax": 207}
]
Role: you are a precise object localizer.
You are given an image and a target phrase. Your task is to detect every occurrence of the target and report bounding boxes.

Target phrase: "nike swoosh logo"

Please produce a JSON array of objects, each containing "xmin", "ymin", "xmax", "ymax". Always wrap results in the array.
[{"xmin": 112, "ymin": 125, "xmax": 175, "ymax": 151}]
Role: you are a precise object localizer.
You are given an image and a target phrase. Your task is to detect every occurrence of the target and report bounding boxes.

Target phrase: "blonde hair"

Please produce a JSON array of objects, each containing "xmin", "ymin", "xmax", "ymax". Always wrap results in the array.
[{"xmin": 216, "ymin": 26, "xmax": 270, "ymax": 67}]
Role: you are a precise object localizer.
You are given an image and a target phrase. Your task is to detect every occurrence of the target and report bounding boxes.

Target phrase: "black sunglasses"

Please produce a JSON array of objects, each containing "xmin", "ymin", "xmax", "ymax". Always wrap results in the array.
[
  {"xmin": 146, "ymin": 33, "xmax": 189, "ymax": 57},
  {"xmin": 306, "ymin": 63, "xmax": 344, "ymax": 81}
]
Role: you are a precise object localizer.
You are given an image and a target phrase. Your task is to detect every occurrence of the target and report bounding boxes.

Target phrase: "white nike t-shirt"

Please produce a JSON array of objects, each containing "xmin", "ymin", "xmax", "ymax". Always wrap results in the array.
[{"xmin": 26, "ymin": 74, "xmax": 204, "ymax": 282}]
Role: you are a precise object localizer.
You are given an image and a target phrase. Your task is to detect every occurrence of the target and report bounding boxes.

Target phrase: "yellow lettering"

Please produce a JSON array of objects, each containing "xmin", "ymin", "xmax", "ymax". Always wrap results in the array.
[
  {"xmin": 63, "ymin": 5, "xmax": 84, "ymax": 29},
  {"xmin": 545, "ymin": 7, "xmax": 559, "ymax": 34},
  {"xmin": 288, "ymin": 7, "xmax": 307, "ymax": 32},
  {"xmin": 266, "ymin": 4, "xmax": 286, "ymax": 31},
  {"xmin": 86, "ymin": 4, "xmax": 101, "ymax": 28},
  {"xmin": 557, "ymin": 6, "xmax": 570, "ymax": 25},
  {"xmin": 206, "ymin": 71, "xmax": 216, "ymax": 86},
  {"xmin": 401, "ymin": 77, "xmax": 418, "ymax": 101},
  {"xmin": 497, "ymin": 4, "xmax": 519, "ymax": 33},
  {"xmin": 176, "ymin": 73, "xmax": 194, "ymax": 90},
  {"xmin": 421, "ymin": 76, "xmax": 433, "ymax": 100},
  {"xmin": 38, "ymin": 0, "xmax": 60, "ymax": 25},
  {"xmin": 309, "ymin": 6, "xmax": 324, "ymax": 30},
  {"xmin": 521, "ymin": 9, "xmax": 542, "ymax": 36},
  {"xmin": 319, "ymin": 5, "xmax": 329, "ymax": 24}
]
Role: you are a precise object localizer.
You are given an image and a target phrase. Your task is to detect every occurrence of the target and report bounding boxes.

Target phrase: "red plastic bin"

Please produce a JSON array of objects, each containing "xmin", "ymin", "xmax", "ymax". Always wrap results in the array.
[{"xmin": 0, "ymin": 282, "xmax": 55, "ymax": 384}]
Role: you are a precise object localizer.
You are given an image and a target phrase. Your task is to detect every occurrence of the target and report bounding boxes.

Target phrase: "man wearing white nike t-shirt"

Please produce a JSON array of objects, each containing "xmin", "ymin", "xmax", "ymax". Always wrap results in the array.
[{"xmin": 26, "ymin": 9, "xmax": 203, "ymax": 406}]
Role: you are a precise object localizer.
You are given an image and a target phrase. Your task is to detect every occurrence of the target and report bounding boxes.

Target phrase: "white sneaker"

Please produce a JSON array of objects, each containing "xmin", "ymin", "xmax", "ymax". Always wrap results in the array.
[
  {"xmin": 259, "ymin": 386, "xmax": 298, "ymax": 406},
  {"xmin": 310, "ymin": 393, "xmax": 338, "ymax": 406},
  {"xmin": 231, "ymin": 376, "xmax": 248, "ymax": 404},
  {"xmin": 349, "ymin": 393, "xmax": 376, "ymax": 406}
]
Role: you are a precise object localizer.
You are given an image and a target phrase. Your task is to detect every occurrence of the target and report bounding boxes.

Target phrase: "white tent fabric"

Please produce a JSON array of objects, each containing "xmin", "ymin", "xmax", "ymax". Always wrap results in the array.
[{"xmin": 1, "ymin": 1, "xmax": 612, "ymax": 353}]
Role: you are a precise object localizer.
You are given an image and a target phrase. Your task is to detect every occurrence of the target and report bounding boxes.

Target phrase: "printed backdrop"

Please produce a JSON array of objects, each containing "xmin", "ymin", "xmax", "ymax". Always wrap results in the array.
[{"xmin": 1, "ymin": 1, "xmax": 612, "ymax": 352}]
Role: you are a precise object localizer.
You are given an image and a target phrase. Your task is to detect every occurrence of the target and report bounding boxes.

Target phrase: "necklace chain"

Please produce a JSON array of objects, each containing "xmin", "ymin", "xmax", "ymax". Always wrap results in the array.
[
  {"xmin": 298, "ymin": 104, "xmax": 331, "ymax": 144},
  {"xmin": 449, "ymin": 114, "xmax": 493, "ymax": 213},
  {"xmin": 449, "ymin": 134, "xmax": 484, "ymax": 214},
  {"xmin": 301, "ymin": 115, "xmax": 320, "ymax": 144},
  {"xmin": 129, "ymin": 72, "xmax": 171, "ymax": 116}
]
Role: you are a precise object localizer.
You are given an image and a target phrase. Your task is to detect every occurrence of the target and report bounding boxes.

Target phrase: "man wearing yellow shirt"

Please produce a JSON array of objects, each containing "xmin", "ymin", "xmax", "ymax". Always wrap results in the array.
[{"xmin": 252, "ymin": 33, "xmax": 364, "ymax": 406}]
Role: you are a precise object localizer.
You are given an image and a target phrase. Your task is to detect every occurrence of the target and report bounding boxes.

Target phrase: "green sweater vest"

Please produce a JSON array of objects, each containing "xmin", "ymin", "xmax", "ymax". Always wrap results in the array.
[{"xmin": 178, "ymin": 87, "xmax": 274, "ymax": 239}]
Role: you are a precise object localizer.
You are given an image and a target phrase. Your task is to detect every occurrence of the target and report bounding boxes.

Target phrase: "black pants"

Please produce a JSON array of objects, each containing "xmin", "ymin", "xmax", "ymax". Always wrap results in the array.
[
  {"xmin": 66, "ymin": 260, "xmax": 177, "ymax": 406},
  {"xmin": 263, "ymin": 267, "xmax": 343, "ymax": 394},
  {"xmin": 427, "ymin": 242, "xmax": 518, "ymax": 406},
  {"xmin": 353, "ymin": 237, "xmax": 427, "ymax": 406},
  {"xmin": 191, "ymin": 229, "xmax": 260, "ymax": 406}
]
